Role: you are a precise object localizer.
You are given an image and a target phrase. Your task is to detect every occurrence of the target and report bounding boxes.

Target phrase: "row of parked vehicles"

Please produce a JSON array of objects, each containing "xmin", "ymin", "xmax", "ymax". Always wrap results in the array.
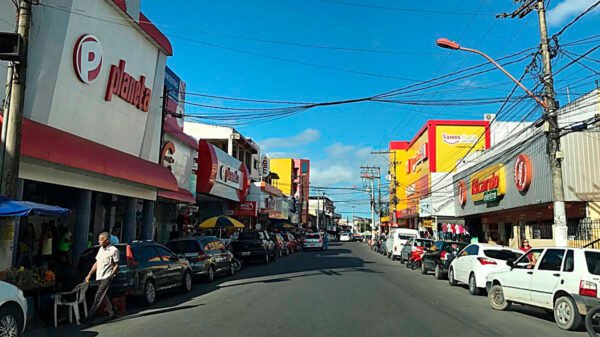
[
  {"xmin": 0, "ymin": 230, "xmax": 313, "ymax": 336},
  {"xmin": 373, "ymin": 229, "xmax": 600, "ymax": 333}
]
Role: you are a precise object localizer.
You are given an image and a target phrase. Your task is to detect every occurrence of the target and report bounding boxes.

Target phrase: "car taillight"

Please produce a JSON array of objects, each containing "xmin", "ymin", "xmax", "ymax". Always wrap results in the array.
[
  {"xmin": 440, "ymin": 251, "xmax": 447, "ymax": 260},
  {"xmin": 580, "ymin": 280, "xmax": 598, "ymax": 298},
  {"xmin": 477, "ymin": 257, "xmax": 497, "ymax": 265},
  {"xmin": 126, "ymin": 245, "xmax": 138, "ymax": 267},
  {"xmin": 197, "ymin": 253, "xmax": 207, "ymax": 262}
]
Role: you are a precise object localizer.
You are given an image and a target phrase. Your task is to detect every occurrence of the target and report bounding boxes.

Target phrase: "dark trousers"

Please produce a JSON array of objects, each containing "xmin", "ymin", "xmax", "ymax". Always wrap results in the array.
[{"xmin": 88, "ymin": 278, "xmax": 114, "ymax": 318}]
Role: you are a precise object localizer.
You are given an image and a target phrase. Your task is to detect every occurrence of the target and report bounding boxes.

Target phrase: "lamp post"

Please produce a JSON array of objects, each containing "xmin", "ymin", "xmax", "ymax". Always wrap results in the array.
[{"xmin": 436, "ymin": 35, "xmax": 567, "ymax": 246}]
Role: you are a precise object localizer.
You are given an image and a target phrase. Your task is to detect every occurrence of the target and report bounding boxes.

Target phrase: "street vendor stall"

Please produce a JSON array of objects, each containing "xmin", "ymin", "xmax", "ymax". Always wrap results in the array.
[{"xmin": 0, "ymin": 197, "xmax": 70, "ymax": 323}]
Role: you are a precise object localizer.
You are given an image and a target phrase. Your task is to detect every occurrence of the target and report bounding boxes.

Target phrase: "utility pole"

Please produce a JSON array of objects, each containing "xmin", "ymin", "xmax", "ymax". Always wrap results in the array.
[
  {"xmin": 498, "ymin": 0, "xmax": 567, "ymax": 245},
  {"xmin": 361, "ymin": 166, "xmax": 380, "ymax": 242},
  {"xmin": 371, "ymin": 150, "xmax": 398, "ymax": 226},
  {"xmin": 298, "ymin": 174, "xmax": 303, "ymax": 230},
  {"xmin": 322, "ymin": 191, "xmax": 326, "ymax": 232},
  {"xmin": 1, "ymin": 0, "xmax": 32, "ymax": 199},
  {"xmin": 315, "ymin": 189, "xmax": 320, "ymax": 231}
]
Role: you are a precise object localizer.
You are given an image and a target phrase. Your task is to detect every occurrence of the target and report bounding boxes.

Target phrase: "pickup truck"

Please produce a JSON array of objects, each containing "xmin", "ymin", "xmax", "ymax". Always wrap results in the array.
[{"xmin": 231, "ymin": 230, "xmax": 276, "ymax": 264}]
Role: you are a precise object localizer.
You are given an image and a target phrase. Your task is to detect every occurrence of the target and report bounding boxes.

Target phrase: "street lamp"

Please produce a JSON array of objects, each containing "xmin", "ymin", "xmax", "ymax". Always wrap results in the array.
[{"xmin": 435, "ymin": 38, "xmax": 547, "ymax": 109}]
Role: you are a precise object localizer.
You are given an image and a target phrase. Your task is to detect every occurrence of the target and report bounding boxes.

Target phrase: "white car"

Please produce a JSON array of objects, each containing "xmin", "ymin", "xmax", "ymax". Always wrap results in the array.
[
  {"xmin": 340, "ymin": 233, "xmax": 351, "ymax": 242},
  {"xmin": 0, "ymin": 281, "xmax": 27, "ymax": 336},
  {"xmin": 448, "ymin": 243, "xmax": 523, "ymax": 295},
  {"xmin": 486, "ymin": 247, "xmax": 600, "ymax": 331},
  {"xmin": 304, "ymin": 232, "xmax": 325, "ymax": 250},
  {"xmin": 387, "ymin": 228, "xmax": 419, "ymax": 260}
]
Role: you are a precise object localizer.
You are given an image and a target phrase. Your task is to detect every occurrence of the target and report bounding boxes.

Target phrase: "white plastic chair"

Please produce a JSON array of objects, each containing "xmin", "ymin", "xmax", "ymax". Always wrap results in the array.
[{"xmin": 53, "ymin": 282, "xmax": 89, "ymax": 327}]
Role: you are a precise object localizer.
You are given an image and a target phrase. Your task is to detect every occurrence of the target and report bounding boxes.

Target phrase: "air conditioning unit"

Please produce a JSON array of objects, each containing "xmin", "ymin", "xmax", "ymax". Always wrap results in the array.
[{"xmin": 484, "ymin": 114, "xmax": 496, "ymax": 121}]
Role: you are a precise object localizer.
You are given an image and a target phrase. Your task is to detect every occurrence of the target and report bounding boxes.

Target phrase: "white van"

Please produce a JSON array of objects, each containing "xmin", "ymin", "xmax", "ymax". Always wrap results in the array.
[{"xmin": 386, "ymin": 228, "xmax": 420, "ymax": 260}]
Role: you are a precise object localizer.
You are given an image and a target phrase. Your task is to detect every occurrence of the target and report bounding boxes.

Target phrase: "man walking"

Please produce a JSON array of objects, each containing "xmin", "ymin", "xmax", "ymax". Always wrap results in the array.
[{"xmin": 84, "ymin": 232, "xmax": 119, "ymax": 322}]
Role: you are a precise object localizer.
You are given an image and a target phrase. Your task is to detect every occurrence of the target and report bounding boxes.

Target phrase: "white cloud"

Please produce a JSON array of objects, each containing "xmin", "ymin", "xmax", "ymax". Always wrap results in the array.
[
  {"xmin": 311, "ymin": 143, "xmax": 376, "ymax": 186},
  {"xmin": 260, "ymin": 129, "xmax": 321, "ymax": 151},
  {"xmin": 547, "ymin": 0, "xmax": 600, "ymax": 26}
]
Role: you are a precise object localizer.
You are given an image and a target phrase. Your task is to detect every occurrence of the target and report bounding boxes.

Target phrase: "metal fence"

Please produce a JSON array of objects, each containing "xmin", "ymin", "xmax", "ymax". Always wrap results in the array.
[{"xmin": 568, "ymin": 219, "xmax": 600, "ymax": 248}]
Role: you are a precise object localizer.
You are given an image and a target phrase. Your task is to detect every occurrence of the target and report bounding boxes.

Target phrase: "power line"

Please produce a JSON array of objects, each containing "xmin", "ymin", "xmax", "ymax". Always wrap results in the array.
[
  {"xmin": 552, "ymin": 0, "xmax": 600, "ymax": 39},
  {"xmin": 319, "ymin": 0, "xmax": 496, "ymax": 16}
]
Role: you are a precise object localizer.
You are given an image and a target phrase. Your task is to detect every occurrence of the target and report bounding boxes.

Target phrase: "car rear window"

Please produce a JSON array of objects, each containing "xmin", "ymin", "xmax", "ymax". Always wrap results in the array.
[
  {"xmin": 484, "ymin": 249, "xmax": 522, "ymax": 261},
  {"xmin": 306, "ymin": 234, "xmax": 320, "ymax": 239},
  {"xmin": 415, "ymin": 239, "xmax": 433, "ymax": 248},
  {"xmin": 585, "ymin": 252, "xmax": 600, "ymax": 275},
  {"xmin": 167, "ymin": 240, "xmax": 200, "ymax": 254},
  {"xmin": 239, "ymin": 232, "xmax": 260, "ymax": 240},
  {"xmin": 444, "ymin": 242, "xmax": 467, "ymax": 252},
  {"xmin": 399, "ymin": 235, "xmax": 415, "ymax": 240}
]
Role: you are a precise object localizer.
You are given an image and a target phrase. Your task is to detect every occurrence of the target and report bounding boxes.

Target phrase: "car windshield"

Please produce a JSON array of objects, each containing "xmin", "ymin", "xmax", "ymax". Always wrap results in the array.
[
  {"xmin": 585, "ymin": 252, "xmax": 600, "ymax": 275},
  {"xmin": 239, "ymin": 232, "xmax": 260, "ymax": 241},
  {"xmin": 484, "ymin": 249, "xmax": 522, "ymax": 261}
]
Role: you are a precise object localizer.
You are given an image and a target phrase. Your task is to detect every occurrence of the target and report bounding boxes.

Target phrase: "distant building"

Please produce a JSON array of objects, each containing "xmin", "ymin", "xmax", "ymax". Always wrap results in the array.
[{"xmin": 269, "ymin": 158, "xmax": 310, "ymax": 227}]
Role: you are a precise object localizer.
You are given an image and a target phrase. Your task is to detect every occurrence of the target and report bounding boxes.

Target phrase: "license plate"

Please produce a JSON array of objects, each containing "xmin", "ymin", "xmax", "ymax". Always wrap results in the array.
[{"xmin": 241, "ymin": 252, "xmax": 251, "ymax": 256}]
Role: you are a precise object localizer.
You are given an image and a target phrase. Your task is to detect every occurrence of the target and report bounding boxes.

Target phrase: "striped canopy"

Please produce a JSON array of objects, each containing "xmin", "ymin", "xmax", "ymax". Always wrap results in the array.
[{"xmin": 198, "ymin": 216, "xmax": 245, "ymax": 229}]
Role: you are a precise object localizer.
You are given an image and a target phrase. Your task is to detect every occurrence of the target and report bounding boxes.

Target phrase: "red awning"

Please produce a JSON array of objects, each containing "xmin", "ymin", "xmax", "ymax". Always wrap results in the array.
[
  {"xmin": 2, "ymin": 116, "xmax": 178, "ymax": 192},
  {"xmin": 158, "ymin": 188, "xmax": 195, "ymax": 204}
]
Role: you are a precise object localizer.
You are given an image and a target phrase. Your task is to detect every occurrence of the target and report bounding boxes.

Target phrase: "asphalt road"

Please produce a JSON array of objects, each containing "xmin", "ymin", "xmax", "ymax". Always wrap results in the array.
[{"xmin": 28, "ymin": 242, "xmax": 589, "ymax": 337}]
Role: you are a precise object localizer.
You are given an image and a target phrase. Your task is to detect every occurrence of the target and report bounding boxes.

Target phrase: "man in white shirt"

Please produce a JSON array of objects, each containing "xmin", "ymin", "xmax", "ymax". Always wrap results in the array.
[{"xmin": 84, "ymin": 232, "xmax": 120, "ymax": 322}]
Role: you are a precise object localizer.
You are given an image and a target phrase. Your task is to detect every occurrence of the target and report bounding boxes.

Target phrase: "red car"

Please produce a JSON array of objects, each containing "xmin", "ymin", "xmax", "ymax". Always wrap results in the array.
[
  {"xmin": 270, "ymin": 233, "xmax": 288, "ymax": 257},
  {"xmin": 282, "ymin": 232, "xmax": 299, "ymax": 253}
]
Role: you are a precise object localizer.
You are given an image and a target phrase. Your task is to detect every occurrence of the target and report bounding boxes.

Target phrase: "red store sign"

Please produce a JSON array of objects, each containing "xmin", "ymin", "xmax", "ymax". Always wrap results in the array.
[{"xmin": 514, "ymin": 154, "xmax": 532, "ymax": 192}]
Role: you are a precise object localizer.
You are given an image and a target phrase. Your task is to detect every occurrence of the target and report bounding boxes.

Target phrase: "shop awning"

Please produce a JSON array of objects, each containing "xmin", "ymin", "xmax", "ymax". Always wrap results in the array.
[
  {"xmin": 0, "ymin": 197, "xmax": 70, "ymax": 217},
  {"xmin": 158, "ymin": 188, "xmax": 196, "ymax": 204},
  {"xmin": 1, "ymin": 116, "xmax": 178, "ymax": 192}
]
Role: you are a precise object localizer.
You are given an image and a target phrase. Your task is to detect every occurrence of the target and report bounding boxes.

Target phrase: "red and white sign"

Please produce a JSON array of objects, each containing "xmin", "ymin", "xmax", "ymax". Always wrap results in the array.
[
  {"xmin": 217, "ymin": 162, "xmax": 242, "ymax": 190},
  {"xmin": 514, "ymin": 154, "xmax": 532, "ymax": 192},
  {"xmin": 407, "ymin": 143, "xmax": 428, "ymax": 173},
  {"xmin": 105, "ymin": 60, "xmax": 152, "ymax": 112},
  {"xmin": 458, "ymin": 180, "xmax": 467, "ymax": 207},
  {"xmin": 73, "ymin": 34, "xmax": 103, "ymax": 84},
  {"xmin": 160, "ymin": 141, "xmax": 176, "ymax": 170},
  {"xmin": 235, "ymin": 202, "xmax": 257, "ymax": 217}
]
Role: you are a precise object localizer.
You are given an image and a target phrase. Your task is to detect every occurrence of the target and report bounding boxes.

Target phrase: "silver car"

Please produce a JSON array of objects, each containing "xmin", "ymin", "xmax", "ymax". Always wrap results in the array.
[{"xmin": 399, "ymin": 238, "xmax": 434, "ymax": 264}]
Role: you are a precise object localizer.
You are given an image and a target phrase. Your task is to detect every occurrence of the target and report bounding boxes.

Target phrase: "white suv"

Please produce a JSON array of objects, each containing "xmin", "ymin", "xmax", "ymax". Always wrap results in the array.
[
  {"xmin": 0, "ymin": 281, "xmax": 28, "ymax": 336},
  {"xmin": 486, "ymin": 247, "xmax": 600, "ymax": 331}
]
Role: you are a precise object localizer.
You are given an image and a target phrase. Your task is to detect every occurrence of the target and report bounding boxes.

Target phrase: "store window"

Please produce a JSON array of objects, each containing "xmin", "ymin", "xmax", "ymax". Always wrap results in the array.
[{"xmin": 527, "ymin": 220, "xmax": 553, "ymax": 239}]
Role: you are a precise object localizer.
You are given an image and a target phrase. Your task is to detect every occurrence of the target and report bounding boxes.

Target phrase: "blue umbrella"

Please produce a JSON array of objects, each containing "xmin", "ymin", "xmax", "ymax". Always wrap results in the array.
[{"xmin": 0, "ymin": 197, "xmax": 70, "ymax": 217}]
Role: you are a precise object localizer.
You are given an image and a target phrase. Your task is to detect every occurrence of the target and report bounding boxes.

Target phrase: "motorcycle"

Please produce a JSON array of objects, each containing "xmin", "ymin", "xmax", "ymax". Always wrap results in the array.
[{"xmin": 407, "ymin": 245, "xmax": 426, "ymax": 270}]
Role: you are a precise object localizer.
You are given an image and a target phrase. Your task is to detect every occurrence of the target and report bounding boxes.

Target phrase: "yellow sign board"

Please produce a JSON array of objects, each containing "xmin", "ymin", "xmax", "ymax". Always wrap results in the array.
[
  {"xmin": 435, "ymin": 125, "xmax": 487, "ymax": 173},
  {"xmin": 470, "ymin": 164, "xmax": 506, "ymax": 203}
]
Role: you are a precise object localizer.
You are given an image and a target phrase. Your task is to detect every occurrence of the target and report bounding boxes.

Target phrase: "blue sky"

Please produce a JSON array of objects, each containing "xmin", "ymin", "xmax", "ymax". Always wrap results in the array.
[{"xmin": 141, "ymin": 0, "xmax": 600, "ymax": 219}]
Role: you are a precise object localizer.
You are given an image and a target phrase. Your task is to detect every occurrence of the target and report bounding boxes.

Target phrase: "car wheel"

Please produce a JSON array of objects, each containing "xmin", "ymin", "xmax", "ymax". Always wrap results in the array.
[
  {"xmin": 181, "ymin": 271, "xmax": 192, "ymax": 293},
  {"xmin": 554, "ymin": 296, "xmax": 582, "ymax": 331},
  {"xmin": 142, "ymin": 280, "xmax": 157, "ymax": 306},
  {"xmin": 448, "ymin": 268, "xmax": 458, "ymax": 286},
  {"xmin": 434, "ymin": 265, "xmax": 444, "ymax": 280},
  {"xmin": 468, "ymin": 273, "xmax": 480, "ymax": 295},
  {"xmin": 206, "ymin": 265, "xmax": 215, "ymax": 282},
  {"xmin": 0, "ymin": 305, "xmax": 23, "ymax": 337},
  {"xmin": 421, "ymin": 262, "xmax": 428, "ymax": 275},
  {"xmin": 488, "ymin": 285, "xmax": 511, "ymax": 311}
]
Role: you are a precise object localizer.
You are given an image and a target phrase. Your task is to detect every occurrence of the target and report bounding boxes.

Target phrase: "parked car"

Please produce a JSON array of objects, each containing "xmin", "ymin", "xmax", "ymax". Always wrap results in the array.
[
  {"xmin": 270, "ymin": 233, "xmax": 289, "ymax": 257},
  {"xmin": 77, "ymin": 241, "xmax": 193, "ymax": 306},
  {"xmin": 352, "ymin": 233, "xmax": 364, "ymax": 242},
  {"xmin": 340, "ymin": 232, "xmax": 351, "ymax": 242},
  {"xmin": 166, "ymin": 236, "xmax": 235, "ymax": 282},
  {"xmin": 0, "ymin": 281, "xmax": 27, "ymax": 337},
  {"xmin": 421, "ymin": 240, "xmax": 468, "ymax": 279},
  {"xmin": 399, "ymin": 237, "xmax": 434, "ymax": 264},
  {"xmin": 282, "ymin": 232, "xmax": 300, "ymax": 253},
  {"xmin": 486, "ymin": 247, "xmax": 600, "ymax": 331},
  {"xmin": 295, "ymin": 233, "xmax": 306, "ymax": 247},
  {"xmin": 387, "ymin": 228, "xmax": 420, "ymax": 260},
  {"xmin": 448, "ymin": 243, "xmax": 522, "ymax": 295},
  {"xmin": 304, "ymin": 232, "xmax": 325, "ymax": 250},
  {"xmin": 231, "ymin": 230, "xmax": 276, "ymax": 264}
]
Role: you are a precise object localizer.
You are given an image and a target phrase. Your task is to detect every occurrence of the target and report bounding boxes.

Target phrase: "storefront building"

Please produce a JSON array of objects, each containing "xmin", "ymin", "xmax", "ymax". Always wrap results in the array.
[
  {"xmin": 269, "ymin": 158, "xmax": 310, "ymax": 227},
  {"xmin": 246, "ymin": 182, "xmax": 289, "ymax": 230},
  {"xmin": 0, "ymin": 0, "xmax": 177, "ymax": 269},
  {"xmin": 196, "ymin": 140, "xmax": 251, "ymax": 223},
  {"xmin": 454, "ymin": 89, "xmax": 600, "ymax": 248},
  {"xmin": 389, "ymin": 120, "xmax": 490, "ymax": 231}
]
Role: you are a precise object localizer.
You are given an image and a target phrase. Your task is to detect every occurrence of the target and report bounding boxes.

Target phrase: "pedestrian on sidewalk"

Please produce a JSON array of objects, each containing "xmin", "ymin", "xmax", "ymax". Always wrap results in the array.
[
  {"xmin": 520, "ymin": 239, "xmax": 532, "ymax": 253},
  {"xmin": 84, "ymin": 232, "xmax": 120, "ymax": 323}
]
